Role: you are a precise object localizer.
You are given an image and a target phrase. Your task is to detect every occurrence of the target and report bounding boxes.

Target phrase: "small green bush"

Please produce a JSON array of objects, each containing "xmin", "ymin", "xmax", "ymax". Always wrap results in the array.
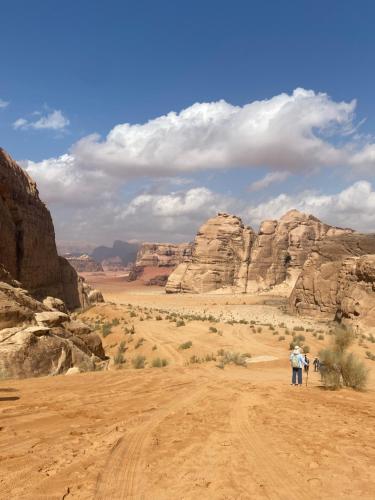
[
  {"xmin": 176, "ymin": 320, "xmax": 185, "ymax": 327},
  {"xmin": 135, "ymin": 337, "xmax": 145, "ymax": 349},
  {"xmin": 366, "ymin": 351, "xmax": 375, "ymax": 361},
  {"xmin": 152, "ymin": 357, "xmax": 168, "ymax": 368},
  {"xmin": 102, "ymin": 322, "xmax": 112, "ymax": 337},
  {"xmin": 209, "ymin": 326, "xmax": 218, "ymax": 333},
  {"xmin": 112, "ymin": 318, "xmax": 120, "ymax": 326},
  {"xmin": 179, "ymin": 341, "xmax": 192, "ymax": 350},
  {"xmin": 303, "ymin": 345, "xmax": 310, "ymax": 354},
  {"xmin": 132, "ymin": 355, "xmax": 146, "ymax": 369}
]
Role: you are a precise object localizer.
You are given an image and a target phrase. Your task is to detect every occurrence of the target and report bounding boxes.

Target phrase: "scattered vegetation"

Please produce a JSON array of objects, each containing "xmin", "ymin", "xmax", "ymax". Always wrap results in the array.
[
  {"xmin": 366, "ymin": 351, "xmax": 375, "ymax": 361},
  {"xmin": 278, "ymin": 335, "xmax": 285, "ymax": 341},
  {"xmin": 101, "ymin": 322, "xmax": 112, "ymax": 337},
  {"xmin": 152, "ymin": 357, "xmax": 168, "ymax": 368},
  {"xmin": 179, "ymin": 341, "xmax": 193, "ymax": 350},
  {"xmin": 209, "ymin": 326, "xmax": 218, "ymax": 333},
  {"xmin": 114, "ymin": 341, "xmax": 127, "ymax": 365},
  {"xmin": 135, "ymin": 337, "xmax": 145, "ymax": 349},
  {"xmin": 217, "ymin": 351, "xmax": 247, "ymax": 369},
  {"xmin": 132, "ymin": 355, "xmax": 146, "ymax": 369},
  {"xmin": 176, "ymin": 320, "xmax": 185, "ymax": 327},
  {"xmin": 320, "ymin": 327, "xmax": 368, "ymax": 391},
  {"xmin": 303, "ymin": 345, "xmax": 310, "ymax": 354}
]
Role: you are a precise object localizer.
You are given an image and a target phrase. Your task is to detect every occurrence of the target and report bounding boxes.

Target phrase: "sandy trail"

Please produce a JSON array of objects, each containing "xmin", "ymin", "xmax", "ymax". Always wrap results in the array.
[{"xmin": 1, "ymin": 285, "xmax": 375, "ymax": 499}]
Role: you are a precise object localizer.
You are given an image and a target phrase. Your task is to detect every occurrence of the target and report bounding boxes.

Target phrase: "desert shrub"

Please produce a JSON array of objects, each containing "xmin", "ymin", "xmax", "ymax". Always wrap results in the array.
[
  {"xmin": 242, "ymin": 352, "xmax": 252, "ymax": 358},
  {"xmin": 285, "ymin": 329, "xmax": 291, "ymax": 336},
  {"xmin": 179, "ymin": 341, "xmax": 192, "ymax": 350},
  {"xmin": 238, "ymin": 319, "xmax": 248, "ymax": 325},
  {"xmin": 312, "ymin": 332, "xmax": 317, "ymax": 337},
  {"xmin": 152, "ymin": 344, "xmax": 158, "ymax": 351},
  {"xmin": 366, "ymin": 351, "xmax": 375, "ymax": 361},
  {"xmin": 293, "ymin": 325, "xmax": 305, "ymax": 332},
  {"xmin": 219, "ymin": 351, "xmax": 247, "ymax": 367},
  {"xmin": 176, "ymin": 320, "xmax": 185, "ymax": 327},
  {"xmin": 320, "ymin": 327, "xmax": 368, "ymax": 391},
  {"xmin": 318, "ymin": 334, "xmax": 325, "ymax": 340},
  {"xmin": 303, "ymin": 345, "xmax": 310, "ymax": 354},
  {"xmin": 272, "ymin": 331, "xmax": 278, "ymax": 336},
  {"xmin": 112, "ymin": 318, "xmax": 120, "ymax": 326},
  {"xmin": 102, "ymin": 322, "xmax": 112, "ymax": 337},
  {"xmin": 209, "ymin": 326, "xmax": 218, "ymax": 333},
  {"xmin": 257, "ymin": 327, "xmax": 262, "ymax": 333},
  {"xmin": 279, "ymin": 322, "xmax": 286, "ymax": 328},
  {"xmin": 205, "ymin": 353, "xmax": 216, "ymax": 362},
  {"xmin": 217, "ymin": 348, "xmax": 225, "ymax": 356},
  {"xmin": 152, "ymin": 357, "xmax": 168, "ymax": 368},
  {"xmin": 132, "ymin": 355, "xmax": 146, "ymax": 369},
  {"xmin": 278, "ymin": 335, "xmax": 285, "ymax": 341},
  {"xmin": 156, "ymin": 315, "xmax": 162, "ymax": 321},
  {"xmin": 293, "ymin": 334, "xmax": 306, "ymax": 343},
  {"xmin": 114, "ymin": 341, "xmax": 127, "ymax": 365},
  {"xmin": 130, "ymin": 311, "xmax": 137, "ymax": 318},
  {"xmin": 368, "ymin": 333, "xmax": 375, "ymax": 343},
  {"xmin": 135, "ymin": 337, "xmax": 145, "ymax": 349},
  {"xmin": 250, "ymin": 320, "xmax": 256, "ymax": 325},
  {"xmin": 269, "ymin": 325, "xmax": 275, "ymax": 331},
  {"xmin": 189, "ymin": 355, "xmax": 201, "ymax": 364}
]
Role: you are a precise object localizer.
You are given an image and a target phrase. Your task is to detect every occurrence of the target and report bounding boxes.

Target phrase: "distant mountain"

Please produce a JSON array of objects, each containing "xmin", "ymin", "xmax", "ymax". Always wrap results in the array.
[{"xmin": 91, "ymin": 240, "xmax": 140, "ymax": 265}]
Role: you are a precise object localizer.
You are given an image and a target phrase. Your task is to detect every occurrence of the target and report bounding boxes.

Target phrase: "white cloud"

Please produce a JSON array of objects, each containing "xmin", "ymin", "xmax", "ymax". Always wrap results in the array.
[
  {"xmin": 0, "ymin": 98, "xmax": 9, "ymax": 109},
  {"xmin": 245, "ymin": 181, "xmax": 375, "ymax": 232},
  {"xmin": 13, "ymin": 109, "xmax": 69, "ymax": 131},
  {"xmin": 248, "ymin": 171, "xmax": 290, "ymax": 191},
  {"xmin": 72, "ymin": 88, "xmax": 357, "ymax": 177}
]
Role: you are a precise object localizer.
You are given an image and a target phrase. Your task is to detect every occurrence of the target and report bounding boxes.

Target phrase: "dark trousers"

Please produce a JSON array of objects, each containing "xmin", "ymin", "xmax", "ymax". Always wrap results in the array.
[{"xmin": 292, "ymin": 367, "xmax": 302, "ymax": 385}]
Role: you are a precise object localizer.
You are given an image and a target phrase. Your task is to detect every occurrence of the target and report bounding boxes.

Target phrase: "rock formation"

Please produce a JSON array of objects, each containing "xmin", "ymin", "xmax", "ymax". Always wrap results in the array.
[
  {"xmin": 64, "ymin": 254, "xmax": 104, "ymax": 273},
  {"xmin": 166, "ymin": 210, "xmax": 350, "ymax": 294},
  {"xmin": 336, "ymin": 255, "xmax": 375, "ymax": 328},
  {"xmin": 0, "ymin": 148, "xmax": 106, "ymax": 379},
  {"xmin": 289, "ymin": 233, "xmax": 375, "ymax": 321},
  {"xmin": 136, "ymin": 242, "xmax": 192, "ymax": 268},
  {"xmin": 0, "ymin": 148, "xmax": 94, "ymax": 309},
  {"xmin": 0, "ymin": 278, "xmax": 107, "ymax": 379},
  {"xmin": 166, "ymin": 214, "xmax": 255, "ymax": 293},
  {"xmin": 246, "ymin": 210, "xmax": 352, "ymax": 292}
]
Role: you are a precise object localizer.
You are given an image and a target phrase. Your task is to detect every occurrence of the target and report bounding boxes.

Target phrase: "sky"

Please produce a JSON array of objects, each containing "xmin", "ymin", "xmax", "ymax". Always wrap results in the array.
[{"xmin": 1, "ymin": 0, "xmax": 375, "ymax": 245}]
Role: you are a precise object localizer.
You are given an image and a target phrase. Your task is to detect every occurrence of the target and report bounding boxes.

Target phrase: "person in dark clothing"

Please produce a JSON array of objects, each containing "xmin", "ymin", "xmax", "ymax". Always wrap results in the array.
[
  {"xmin": 313, "ymin": 357, "xmax": 320, "ymax": 372},
  {"xmin": 304, "ymin": 354, "xmax": 310, "ymax": 373}
]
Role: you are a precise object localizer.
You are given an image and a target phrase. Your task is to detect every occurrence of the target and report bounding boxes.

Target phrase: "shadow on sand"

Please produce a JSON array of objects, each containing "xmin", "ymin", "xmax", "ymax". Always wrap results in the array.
[{"xmin": 0, "ymin": 387, "xmax": 20, "ymax": 401}]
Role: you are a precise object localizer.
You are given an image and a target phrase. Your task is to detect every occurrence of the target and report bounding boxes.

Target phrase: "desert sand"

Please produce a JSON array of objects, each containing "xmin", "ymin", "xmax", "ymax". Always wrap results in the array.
[{"xmin": 1, "ymin": 276, "xmax": 375, "ymax": 499}]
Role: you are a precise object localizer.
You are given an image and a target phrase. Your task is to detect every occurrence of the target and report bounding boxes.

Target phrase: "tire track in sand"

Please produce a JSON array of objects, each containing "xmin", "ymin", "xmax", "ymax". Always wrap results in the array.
[
  {"xmin": 230, "ymin": 393, "xmax": 301, "ymax": 500},
  {"xmin": 94, "ymin": 380, "xmax": 209, "ymax": 500}
]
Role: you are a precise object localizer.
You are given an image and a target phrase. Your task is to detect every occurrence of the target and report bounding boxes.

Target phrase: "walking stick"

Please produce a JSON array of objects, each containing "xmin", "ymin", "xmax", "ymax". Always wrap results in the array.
[{"xmin": 306, "ymin": 367, "xmax": 309, "ymax": 387}]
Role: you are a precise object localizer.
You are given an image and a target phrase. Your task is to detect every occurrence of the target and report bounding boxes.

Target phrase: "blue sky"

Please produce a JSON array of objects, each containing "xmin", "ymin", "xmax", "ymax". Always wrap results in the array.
[{"xmin": 1, "ymin": 0, "xmax": 375, "ymax": 244}]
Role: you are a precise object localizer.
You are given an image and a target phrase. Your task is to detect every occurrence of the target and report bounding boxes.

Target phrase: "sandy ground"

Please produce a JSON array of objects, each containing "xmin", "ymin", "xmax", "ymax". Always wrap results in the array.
[{"xmin": 1, "ymin": 278, "xmax": 375, "ymax": 499}]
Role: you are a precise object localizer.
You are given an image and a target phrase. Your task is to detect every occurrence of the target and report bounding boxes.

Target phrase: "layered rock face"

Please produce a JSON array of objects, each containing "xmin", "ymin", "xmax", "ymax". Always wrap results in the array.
[
  {"xmin": 0, "ymin": 148, "xmax": 89, "ymax": 309},
  {"xmin": 136, "ymin": 242, "xmax": 192, "ymax": 268},
  {"xmin": 246, "ymin": 210, "xmax": 352, "ymax": 292},
  {"xmin": 336, "ymin": 255, "xmax": 375, "ymax": 328},
  {"xmin": 289, "ymin": 233, "xmax": 375, "ymax": 319},
  {"xmin": 166, "ymin": 214, "xmax": 256, "ymax": 293},
  {"xmin": 0, "ymin": 282, "xmax": 107, "ymax": 379},
  {"xmin": 64, "ymin": 254, "xmax": 104, "ymax": 273},
  {"xmin": 166, "ymin": 210, "xmax": 349, "ymax": 294}
]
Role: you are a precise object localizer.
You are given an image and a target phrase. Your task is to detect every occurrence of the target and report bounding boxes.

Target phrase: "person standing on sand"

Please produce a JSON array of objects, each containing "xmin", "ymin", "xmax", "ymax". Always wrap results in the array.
[
  {"xmin": 290, "ymin": 346, "xmax": 307, "ymax": 386},
  {"xmin": 313, "ymin": 357, "xmax": 320, "ymax": 372},
  {"xmin": 304, "ymin": 354, "xmax": 309, "ymax": 373}
]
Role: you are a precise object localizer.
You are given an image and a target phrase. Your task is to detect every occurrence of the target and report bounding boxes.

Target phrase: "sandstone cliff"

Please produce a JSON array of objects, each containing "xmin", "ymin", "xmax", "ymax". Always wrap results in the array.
[
  {"xmin": 0, "ymin": 148, "xmax": 103, "ymax": 309},
  {"xmin": 289, "ymin": 233, "xmax": 375, "ymax": 321},
  {"xmin": 136, "ymin": 242, "xmax": 192, "ymax": 268},
  {"xmin": 166, "ymin": 210, "xmax": 350, "ymax": 294},
  {"xmin": 166, "ymin": 213, "xmax": 256, "ymax": 293}
]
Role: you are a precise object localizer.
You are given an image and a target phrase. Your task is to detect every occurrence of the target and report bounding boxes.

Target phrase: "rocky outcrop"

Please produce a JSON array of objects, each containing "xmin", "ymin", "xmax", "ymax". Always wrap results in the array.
[
  {"xmin": 166, "ymin": 214, "xmax": 256, "ymax": 293},
  {"xmin": 336, "ymin": 255, "xmax": 375, "ymax": 328},
  {"xmin": 136, "ymin": 242, "xmax": 192, "ymax": 268},
  {"xmin": 0, "ymin": 279, "xmax": 107, "ymax": 379},
  {"xmin": 145, "ymin": 274, "xmax": 170, "ymax": 286},
  {"xmin": 246, "ymin": 210, "xmax": 352, "ymax": 292},
  {"xmin": 0, "ymin": 148, "xmax": 91, "ymax": 309},
  {"xmin": 64, "ymin": 254, "xmax": 104, "ymax": 273},
  {"xmin": 166, "ymin": 210, "xmax": 350, "ymax": 294},
  {"xmin": 289, "ymin": 233, "xmax": 375, "ymax": 319}
]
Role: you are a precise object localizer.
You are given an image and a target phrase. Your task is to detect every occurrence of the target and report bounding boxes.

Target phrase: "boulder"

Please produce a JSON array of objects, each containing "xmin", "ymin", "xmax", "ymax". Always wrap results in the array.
[
  {"xmin": 35, "ymin": 311, "xmax": 69, "ymax": 327},
  {"xmin": 0, "ymin": 279, "xmax": 46, "ymax": 329},
  {"xmin": 43, "ymin": 296, "xmax": 67, "ymax": 312}
]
